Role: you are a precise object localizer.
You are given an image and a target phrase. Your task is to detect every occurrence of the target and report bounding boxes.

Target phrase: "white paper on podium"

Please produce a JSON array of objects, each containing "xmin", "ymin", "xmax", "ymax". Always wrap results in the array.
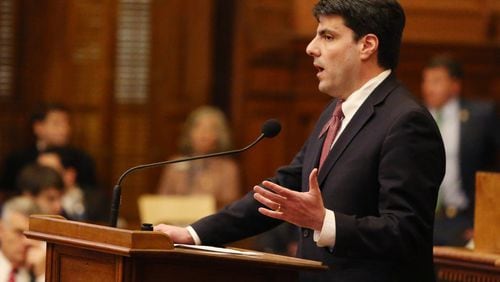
[{"xmin": 174, "ymin": 244, "xmax": 262, "ymax": 256}]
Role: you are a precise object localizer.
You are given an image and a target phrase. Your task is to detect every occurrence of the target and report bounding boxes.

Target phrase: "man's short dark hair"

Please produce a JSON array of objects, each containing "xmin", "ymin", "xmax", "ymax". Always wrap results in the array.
[
  {"xmin": 313, "ymin": 0, "xmax": 405, "ymax": 70},
  {"xmin": 30, "ymin": 102, "xmax": 69, "ymax": 125},
  {"xmin": 425, "ymin": 55, "xmax": 464, "ymax": 80},
  {"xmin": 42, "ymin": 146, "xmax": 78, "ymax": 170},
  {"xmin": 17, "ymin": 163, "xmax": 64, "ymax": 195}
]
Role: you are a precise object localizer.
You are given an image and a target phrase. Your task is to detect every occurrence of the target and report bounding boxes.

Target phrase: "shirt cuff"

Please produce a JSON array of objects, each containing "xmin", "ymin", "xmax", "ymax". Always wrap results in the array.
[
  {"xmin": 186, "ymin": 225, "xmax": 202, "ymax": 245},
  {"xmin": 313, "ymin": 209, "xmax": 336, "ymax": 248}
]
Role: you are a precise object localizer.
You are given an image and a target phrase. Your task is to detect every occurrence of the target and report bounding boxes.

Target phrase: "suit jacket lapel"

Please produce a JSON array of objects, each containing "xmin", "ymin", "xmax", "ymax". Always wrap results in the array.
[{"xmin": 317, "ymin": 74, "xmax": 400, "ymax": 186}]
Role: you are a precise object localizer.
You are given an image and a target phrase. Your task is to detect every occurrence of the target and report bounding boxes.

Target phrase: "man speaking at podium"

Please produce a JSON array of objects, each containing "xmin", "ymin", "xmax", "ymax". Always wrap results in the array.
[{"xmin": 155, "ymin": 1, "xmax": 445, "ymax": 281}]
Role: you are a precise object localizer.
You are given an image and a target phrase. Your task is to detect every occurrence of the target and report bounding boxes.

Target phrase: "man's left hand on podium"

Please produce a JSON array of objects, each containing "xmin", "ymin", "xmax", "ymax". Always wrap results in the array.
[{"xmin": 154, "ymin": 224, "xmax": 195, "ymax": 244}]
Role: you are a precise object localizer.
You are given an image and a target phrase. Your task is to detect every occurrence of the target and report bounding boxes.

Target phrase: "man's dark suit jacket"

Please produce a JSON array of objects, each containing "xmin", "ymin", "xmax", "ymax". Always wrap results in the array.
[
  {"xmin": 191, "ymin": 74, "xmax": 446, "ymax": 282},
  {"xmin": 458, "ymin": 99, "xmax": 499, "ymax": 214},
  {"xmin": 434, "ymin": 99, "xmax": 499, "ymax": 246}
]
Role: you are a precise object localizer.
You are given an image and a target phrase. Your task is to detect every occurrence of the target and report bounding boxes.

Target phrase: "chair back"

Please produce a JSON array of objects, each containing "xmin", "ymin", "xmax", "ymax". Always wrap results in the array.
[{"xmin": 138, "ymin": 194, "xmax": 216, "ymax": 226}]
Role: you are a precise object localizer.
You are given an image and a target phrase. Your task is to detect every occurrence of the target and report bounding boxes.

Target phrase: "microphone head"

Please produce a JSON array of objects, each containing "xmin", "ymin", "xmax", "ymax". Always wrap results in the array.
[{"xmin": 261, "ymin": 119, "xmax": 281, "ymax": 138}]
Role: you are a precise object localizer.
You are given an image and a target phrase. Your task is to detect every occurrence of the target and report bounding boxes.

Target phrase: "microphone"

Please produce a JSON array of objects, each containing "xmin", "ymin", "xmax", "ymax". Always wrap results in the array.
[{"xmin": 109, "ymin": 119, "xmax": 282, "ymax": 227}]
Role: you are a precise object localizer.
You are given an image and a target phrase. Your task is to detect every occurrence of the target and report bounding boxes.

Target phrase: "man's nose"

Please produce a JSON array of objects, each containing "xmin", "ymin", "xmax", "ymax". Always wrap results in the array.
[{"xmin": 306, "ymin": 37, "xmax": 319, "ymax": 57}]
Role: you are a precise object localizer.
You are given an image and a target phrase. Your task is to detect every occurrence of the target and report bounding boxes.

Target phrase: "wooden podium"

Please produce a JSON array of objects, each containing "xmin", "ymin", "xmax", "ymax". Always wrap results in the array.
[{"xmin": 25, "ymin": 215, "xmax": 325, "ymax": 282}]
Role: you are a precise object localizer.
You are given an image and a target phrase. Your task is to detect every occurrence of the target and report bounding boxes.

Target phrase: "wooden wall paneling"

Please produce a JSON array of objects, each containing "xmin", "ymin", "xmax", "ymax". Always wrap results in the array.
[
  {"xmin": 64, "ymin": 0, "xmax": 116, "ymax": 106},
  {"xmin": 37, "ymin": 2, "xmax": 67, "ymax": 103},
  {"xmin": 247, "ymin": 66, "xmax": 292, "ymax": 97},
  {"xmin": 399, "ymin": 0, "xmax": 498, "ymax": 44},
  {"xmin": 239, "ymin": 100, "xmax": 291, "ymax": 188},
  {"xmin": 231, "ymin": 0, "xmax": 297, "ymax": 193},
  {"xmin": 150, "ymin": 0, "xmax": 185, "ymax": 111},
  {"xmin": 182, "ymin": 0, "xmax": 214, "ymax": 105},
  {"xmin": 404, "ymin": 9, "xmax": 489, "ymax": 45},
  {"xmin": 63, "ymin": 0, "xmax": 117, "ymax": 192},
  {"xmin": 460, "ymin": 46, "xmax": 500, "ymax": 101},
  {"xmin": 212, "ymin": 0, "xmax": 236, "ymax": 112},
  {"xmin": 112, "ymin": 108, "xmax": 151, "ymax": 223},
  {"xmin": 0, "ymin": 0, "xmax": 26, "ymax": 160},
  {"xmin": 16, "ymin": 0, "xmax": 66, "ymax": 103},
  {"xmin": 149, "ymin": 0, "xmax": 214, "ymax": 110},
  {"xmin": 149, "ymin": 0, "xmax": 215, "ymax": 164},
  {"xmin": 491, "ymin": 0, "xmax": 500, "ymax": 45},
  {"xmin": 292, "ymin": 0, "xmax": 316, "ymax": 38},
  {"xmin": 0, "ymin": 0, "xmax": 17, "ymax": 100},
  {"xmin": 0, "ymin": 115, "xmax": 31, "ymax": 168},
  {"xmin": 228, "ymin": 0, "xmax": 248, "ymax": 137},
  {"xmin": 242, "ymin": 0, "xmax": 294, "ymax": 56},
  {"xmin": 149, "ymin": 0, "xmax": 188, "ymax": 181},
  {"xmin": 230, "ymin": 0, "xmax": 294, "ymax": 103},
  {"xmin": 112, "ymin": 0, "xmax": 154, "ymax": 225}
]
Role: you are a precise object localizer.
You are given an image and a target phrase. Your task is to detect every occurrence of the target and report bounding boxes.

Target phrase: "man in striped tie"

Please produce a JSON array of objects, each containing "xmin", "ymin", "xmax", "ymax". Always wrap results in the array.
[{"xmin": 0, "ymin": 197, "xmax": 45, "ymax": 282}]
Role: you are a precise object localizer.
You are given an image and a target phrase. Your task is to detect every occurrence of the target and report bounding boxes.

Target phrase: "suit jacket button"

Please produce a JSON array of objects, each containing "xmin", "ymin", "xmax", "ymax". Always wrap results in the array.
[{"xmin": 303, "ymin": 229, "xmax": 310, "ymax": 237}]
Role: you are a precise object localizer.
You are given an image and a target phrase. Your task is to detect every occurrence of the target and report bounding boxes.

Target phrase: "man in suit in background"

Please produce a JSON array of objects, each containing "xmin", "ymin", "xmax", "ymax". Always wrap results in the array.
[
  {"xmin": 0, "ymin": 196, "xmax": 45, "ymax": 282},
  {"xmin": 0, "ymin": 103, "xmax": 97, "ymax": 204},
  {"xmin": 155, "ymin": 1, "xmax": 445, "ymax": 281},
  {"xmin": 421, "ymin": 55, "xmax": 499, "ymax": 246}
]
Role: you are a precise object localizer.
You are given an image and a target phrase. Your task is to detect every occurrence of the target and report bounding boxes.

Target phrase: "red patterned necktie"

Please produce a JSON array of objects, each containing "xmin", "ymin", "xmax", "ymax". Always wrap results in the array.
[
  {"xmin": 319, "ymin": 100, "xmax": 344, "ymax": 170},
  {"xmin": 8, "ymin": 268, "xmax": 17, "ymax": 282}
]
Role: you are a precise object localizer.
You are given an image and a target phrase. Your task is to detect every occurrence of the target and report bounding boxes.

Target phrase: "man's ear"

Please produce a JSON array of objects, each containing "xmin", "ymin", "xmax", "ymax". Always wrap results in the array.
[
  {"xmin": 64, "ymin": 167, "xmax": 77, "ymax": 186},
  {"xmin": 451, "ymin": 79, "xmax": 462, "ymax": 97},
  {"xmin": 33, "ymin": 121, "xmax": 44, "ymax": 137},
  {"xmin": 359, "ymin": 34, "xmax": 379, "ymax": 61}
]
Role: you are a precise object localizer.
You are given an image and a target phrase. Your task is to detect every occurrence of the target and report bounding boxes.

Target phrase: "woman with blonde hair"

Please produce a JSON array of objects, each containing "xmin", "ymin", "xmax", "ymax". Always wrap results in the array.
[{"xmin": 157, "ymin": 106, "xmax": 240, "ymax": 208}]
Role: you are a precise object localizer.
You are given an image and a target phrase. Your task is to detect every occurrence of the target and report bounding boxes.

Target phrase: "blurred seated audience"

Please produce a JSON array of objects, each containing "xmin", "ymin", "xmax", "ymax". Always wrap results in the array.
[
  {"xmin": 421, "ymin": 54, "xmax": 499, "ymax": 246},
  {"xmin": 157, "ymin": 106, "xmax": 240, "ymax": 209},
  {"xmin": 0, "ymin": 103, "xmax": 97, "ymax": 205},
  {"xmin": 0, "ymin": 196, "xmax": 45, "ymax": 282},
  {"xmin": 38, "ymin": 147, "xmax": 109, "ymax": 222},
  {"xmin": 17, "ymin": 163, "xmax": 64, "ymax": 216}
]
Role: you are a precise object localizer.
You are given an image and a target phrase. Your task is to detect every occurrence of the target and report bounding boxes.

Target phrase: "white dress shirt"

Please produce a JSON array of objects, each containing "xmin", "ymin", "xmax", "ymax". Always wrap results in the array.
[
  {"xmin": 429, "ymin": 98, "xmax": 468, "ymax": 210},
  {"xmin": 0, "ymin": 251, "xmax": 31, "ymax": 282}
]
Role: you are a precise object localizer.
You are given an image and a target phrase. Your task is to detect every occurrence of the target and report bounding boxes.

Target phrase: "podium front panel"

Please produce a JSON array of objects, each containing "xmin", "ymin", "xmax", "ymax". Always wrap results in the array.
[{"xmin": 47, "ymin": 244, "xmax": 122, "ymax": 282}]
